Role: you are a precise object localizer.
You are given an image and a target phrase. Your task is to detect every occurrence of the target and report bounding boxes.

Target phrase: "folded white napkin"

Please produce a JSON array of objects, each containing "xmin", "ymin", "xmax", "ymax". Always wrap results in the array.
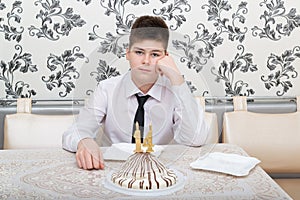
[
  {"xmin": 190, "ymin": 152, "xmax": 261, "ymax": 176},
  {"xmin": 103, "ymin": 143, "xmax": 164, "ymax": 161}
]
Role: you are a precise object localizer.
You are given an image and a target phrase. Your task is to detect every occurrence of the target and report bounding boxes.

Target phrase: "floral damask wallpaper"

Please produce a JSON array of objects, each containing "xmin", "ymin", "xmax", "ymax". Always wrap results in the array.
[{"xmin": 0, "ymin": 0, "xmax": 300, "ymax": 101}]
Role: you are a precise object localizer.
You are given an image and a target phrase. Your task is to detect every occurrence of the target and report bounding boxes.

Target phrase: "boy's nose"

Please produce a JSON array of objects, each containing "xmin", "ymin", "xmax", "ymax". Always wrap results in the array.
[{"xmin": 142, "ymin": 54, "xmax": 150, "ymax": 65}]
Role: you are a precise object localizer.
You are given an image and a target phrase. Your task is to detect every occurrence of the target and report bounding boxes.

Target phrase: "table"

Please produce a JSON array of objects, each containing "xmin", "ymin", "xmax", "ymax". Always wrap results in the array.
[{"xmin": 0, "ymin": 144, "xmax": 291, "ymax": 199}]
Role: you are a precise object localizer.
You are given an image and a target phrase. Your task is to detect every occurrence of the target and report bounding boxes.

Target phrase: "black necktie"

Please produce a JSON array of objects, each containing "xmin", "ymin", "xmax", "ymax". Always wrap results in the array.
[{"xmin": 132, "ymin": 94, "xmax": 150, "ymax": 143}]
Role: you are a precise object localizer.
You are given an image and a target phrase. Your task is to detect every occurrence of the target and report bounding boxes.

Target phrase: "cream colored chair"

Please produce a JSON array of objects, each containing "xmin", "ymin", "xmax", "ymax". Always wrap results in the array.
[
  {"xmin": 195, "ymin": 96, "xmax": 219, "ymax": 144},
  {"xmin": 223, "ymin": 96, "xmax": 300, "ymax": 199},
  {"xmin": 4, "ymin": 98, "xmax": 76, "ymax": 149}
]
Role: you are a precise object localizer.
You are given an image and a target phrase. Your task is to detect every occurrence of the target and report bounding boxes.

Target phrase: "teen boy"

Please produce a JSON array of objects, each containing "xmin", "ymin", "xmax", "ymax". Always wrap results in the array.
[{"xmin": 62, "ymin": 15, "xmax": 208, "ymax": 170}]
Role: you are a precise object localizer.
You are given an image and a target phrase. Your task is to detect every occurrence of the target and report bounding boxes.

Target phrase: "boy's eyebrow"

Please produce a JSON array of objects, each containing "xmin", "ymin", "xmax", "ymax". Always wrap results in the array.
[{"xmin": 132, "ymin": 47, "xmax": 165, "ymax": 52}]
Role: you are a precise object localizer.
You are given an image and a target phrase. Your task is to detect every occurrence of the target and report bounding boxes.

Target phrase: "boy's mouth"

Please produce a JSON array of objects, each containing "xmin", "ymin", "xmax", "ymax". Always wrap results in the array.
[
  {"xmin": 139, "ymin": 68, "xmax": 151, "ymax": 72},
  {"xmin": 138, "ymin": 67, "xmax": 152, "ymax": 73}
]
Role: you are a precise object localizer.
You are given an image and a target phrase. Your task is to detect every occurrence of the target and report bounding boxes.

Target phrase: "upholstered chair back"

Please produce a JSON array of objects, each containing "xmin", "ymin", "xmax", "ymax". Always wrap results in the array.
[
  {"xmin": 195, "ymin": 96, "xmax": 219, "ymax": 144},
  {"xmin": 223, "ymin": 96, "xmax": 300, "ymax": 173},
  {"xmin": 4, "ymin": 98, "xmax": 76, "ymax": 149}
]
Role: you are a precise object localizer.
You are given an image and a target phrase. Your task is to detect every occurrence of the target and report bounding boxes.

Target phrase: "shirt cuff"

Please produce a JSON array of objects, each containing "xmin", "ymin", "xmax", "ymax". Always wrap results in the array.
[{"xmin": 171, "ymin": 82, "xmax": 193, "ymax": 98}]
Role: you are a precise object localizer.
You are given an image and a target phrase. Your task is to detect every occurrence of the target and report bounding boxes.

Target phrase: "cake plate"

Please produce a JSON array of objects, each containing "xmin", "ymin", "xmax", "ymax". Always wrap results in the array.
[{"xmin": 103, "ymin": 169, "xmax": 186, "ymax": 196}]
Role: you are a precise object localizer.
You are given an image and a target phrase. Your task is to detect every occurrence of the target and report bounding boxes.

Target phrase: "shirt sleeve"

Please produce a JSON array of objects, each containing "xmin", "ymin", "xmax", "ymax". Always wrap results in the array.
[
  {"xmin": 171, "ymin": 82, "xmax": 209, "ymax": 146},
  {"xmin": 62, "ymin": 83, "xmax": 107, "ymax": 152}
]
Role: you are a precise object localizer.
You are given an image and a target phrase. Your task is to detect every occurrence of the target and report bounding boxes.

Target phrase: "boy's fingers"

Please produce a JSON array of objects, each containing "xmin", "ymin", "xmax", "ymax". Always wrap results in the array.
[
  {"xmin": 91, "ymin": 150, "xmax": 105, "ymax": 169},
  {"xmin": 155, "ymin": 64, "xmax": 163, "ymax": 75}
]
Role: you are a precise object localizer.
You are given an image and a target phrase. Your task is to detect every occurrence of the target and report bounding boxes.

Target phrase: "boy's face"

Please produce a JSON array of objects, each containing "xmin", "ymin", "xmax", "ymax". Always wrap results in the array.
[{"xmin": 126, "ymin": 40, "xmax": 166, "ymax": 89}]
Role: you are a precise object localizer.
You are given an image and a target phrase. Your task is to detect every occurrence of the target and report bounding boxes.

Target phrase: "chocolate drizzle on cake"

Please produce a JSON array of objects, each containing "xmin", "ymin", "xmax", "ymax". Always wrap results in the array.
[{"xmin": 111, "ymin": 152, "xmax": 177, "ymax": 190}]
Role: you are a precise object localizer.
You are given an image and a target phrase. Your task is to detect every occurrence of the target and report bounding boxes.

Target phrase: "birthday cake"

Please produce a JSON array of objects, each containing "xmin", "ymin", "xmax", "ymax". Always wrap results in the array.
[
  {"xmin": 110, "ymin": 123, "xmax": 177, "ymax": 190},
  {"xmin": 111, "ymin": 152, "xmax": 177, "ymax": 190}
]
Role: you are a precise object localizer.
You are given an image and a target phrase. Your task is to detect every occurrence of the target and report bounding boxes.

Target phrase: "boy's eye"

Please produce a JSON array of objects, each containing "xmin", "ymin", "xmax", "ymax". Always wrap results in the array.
[
  {"xmin": 135, "ymin": 50, "xmax": 144, "ymax": 55},
  {"xmin": 132, "ymin": 50, "xmax": 163, "ymax": 57},
  {"xmin": 151, "ymin": 52, "xmax": 163, "ymax": 58},
  {"xmin": 152, "ymin": 53, "xmax": 160, "ymax": 57}
]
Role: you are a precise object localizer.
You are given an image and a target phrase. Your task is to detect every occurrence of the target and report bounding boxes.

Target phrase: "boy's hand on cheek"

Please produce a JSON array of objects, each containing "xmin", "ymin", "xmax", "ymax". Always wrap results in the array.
[{"xmin": 156, "ymin": 55, "xmax": 184, "ymax": 85}]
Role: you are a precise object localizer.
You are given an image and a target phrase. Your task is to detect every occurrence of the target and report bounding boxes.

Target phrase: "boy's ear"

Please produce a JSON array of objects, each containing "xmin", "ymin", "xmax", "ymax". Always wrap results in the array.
[{"xmin": 125, "ymin": 48, "xmax": 129, "ymax": 60}]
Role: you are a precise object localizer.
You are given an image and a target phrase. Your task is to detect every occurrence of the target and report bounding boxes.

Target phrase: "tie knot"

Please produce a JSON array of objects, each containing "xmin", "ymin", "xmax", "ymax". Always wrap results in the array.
[{"xmin": 135, "ymin": 94, "xmax": 150, "ymax": 107}]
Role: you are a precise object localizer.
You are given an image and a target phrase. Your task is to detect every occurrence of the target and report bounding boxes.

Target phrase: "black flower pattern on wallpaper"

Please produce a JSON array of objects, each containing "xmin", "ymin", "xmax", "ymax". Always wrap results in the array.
[
  {"xmin": 89, "ymin": 0, "xmax": 137, "ymax": 58},
  {"xmin": 0, "ymin": 45, "xmax": 37, "ymax": 98},
  {"xmin": 87, "ymin": 58, "xmax": 121, "ymax": 95},
  {"xmin": 90, "ymin": 59, "xmax": 121, "ymax": 82},
  {"xmin": 185, "ymin": 80, "xmax": 197, "ymax": 93},
  {"xmin": 211, "ymin": 45, "xmax": 258, "ymax": 96},
  {"xmin": 202, "ymin": 0, "xmax": 248, "ymax": 43},
  {"xmin": 153, "ymin": 0, "xmax": 191, "ymax": 31},
  {"xmin": 89, "ymin": 0, "xmax": 191, "ymax": 58},
  {"xmin": 0, "ymin": 0, "xmax": 6, "ymax": 10},
  {"xmin": 252, "ymin": 0, "xmax": 300, "ymax": 41},
  {"xmin": 77, "ymin": 0, "xmax": 92, "ymax": 5},
  {"xmin": 172, "ymin": 0, "xmax": 249, "ymax": 74},
  {"xmin": 42, "ymin": 46, "xmax": 88, "ymax": 97},
  {"xmin": 0, "ymin": 1, "xmax": 24, "ymax": 43},
  {"xmin": 131, "ymin": 0, "xmax": 150, "ymax": 5},
  {"xmin": 261, "ymin": 46, "xmax": 300, "ymax": 96},
  {"xmin": 89, "ymin": 25, "xmax": 130, "ymax": 58},
  {"xmin": 172, "ymin": 23, "xmax": 223, "ymax": 73},
  {"xmin": 28, "ymin": 0, "xmax": 86, "ymax": 41}
]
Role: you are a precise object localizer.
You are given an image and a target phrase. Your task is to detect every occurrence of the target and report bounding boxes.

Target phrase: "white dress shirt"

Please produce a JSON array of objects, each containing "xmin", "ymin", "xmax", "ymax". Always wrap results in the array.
[{"xmin": 62, "ymin": 71, "xmax": 208, "ymax": 152}]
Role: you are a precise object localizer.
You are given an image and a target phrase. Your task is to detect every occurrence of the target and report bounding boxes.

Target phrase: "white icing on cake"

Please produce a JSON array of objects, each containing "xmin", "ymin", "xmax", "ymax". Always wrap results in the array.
[{"xmin": 111, "ymin": 152, "xmax": 177, "ymax": 190}]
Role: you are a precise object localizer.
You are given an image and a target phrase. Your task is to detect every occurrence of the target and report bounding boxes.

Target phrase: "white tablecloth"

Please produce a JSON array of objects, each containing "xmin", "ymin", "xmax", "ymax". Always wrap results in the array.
[{"xmin": 0, "ymin": 144, "xmax": 291, "ymax": 199}]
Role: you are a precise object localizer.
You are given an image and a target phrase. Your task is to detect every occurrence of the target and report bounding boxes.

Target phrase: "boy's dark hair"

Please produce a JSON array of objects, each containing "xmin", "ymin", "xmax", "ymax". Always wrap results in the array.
[{"xmin": 129, "ymin": 15, "xmax": 169, "ymax": 49}]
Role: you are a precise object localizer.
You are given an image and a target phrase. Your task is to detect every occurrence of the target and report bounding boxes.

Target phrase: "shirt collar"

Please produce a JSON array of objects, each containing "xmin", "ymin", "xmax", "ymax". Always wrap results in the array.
[{"xmin": 124, "ymin": 71, "xmax": 165, "ymax": 102}]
